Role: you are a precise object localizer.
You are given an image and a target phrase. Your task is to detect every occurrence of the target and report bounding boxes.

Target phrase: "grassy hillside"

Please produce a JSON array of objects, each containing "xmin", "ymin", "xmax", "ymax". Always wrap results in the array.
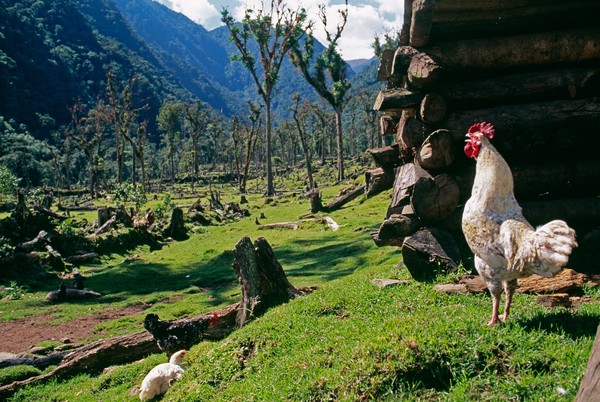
[{"xmin": 2, "ymin": 179, "xmax": 599, "ymax": 401}]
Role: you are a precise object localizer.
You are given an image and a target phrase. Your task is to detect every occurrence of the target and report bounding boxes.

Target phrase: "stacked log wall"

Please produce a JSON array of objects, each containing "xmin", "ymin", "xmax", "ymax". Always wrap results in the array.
[{"xmin": 370, "ymin": 0, "xmax": 600, "ymax": 274}]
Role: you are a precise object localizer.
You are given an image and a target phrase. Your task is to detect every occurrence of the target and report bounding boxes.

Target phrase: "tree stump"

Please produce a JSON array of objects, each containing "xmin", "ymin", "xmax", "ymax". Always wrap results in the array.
[
  {"xmin": 232, "ymin": 236, "xmax": 302, "ymax": 327},
  {"xmin": 166, "ymin": 207, "xmax": 187, "ymax": 240},
  {"xmin": 309, "ymin": 189, "xmax": 323, "ymax": 213},
  {"xmin": 97, "ymin": 207, "xmax": 114, "ymax": 227},
  {"xmin": 575, "ymin": 324, "xmax": 600, "ymax": 402}
]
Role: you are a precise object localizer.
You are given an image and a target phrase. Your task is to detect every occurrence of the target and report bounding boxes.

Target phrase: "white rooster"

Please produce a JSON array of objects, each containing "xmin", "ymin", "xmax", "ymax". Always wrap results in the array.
[
  {"xmin": 461, "ymin": 122, "xmax": 577, "ymax": 325},
  {"xmin": 139, "ymin": 349, "xmax": 187, "ymax": 400}
]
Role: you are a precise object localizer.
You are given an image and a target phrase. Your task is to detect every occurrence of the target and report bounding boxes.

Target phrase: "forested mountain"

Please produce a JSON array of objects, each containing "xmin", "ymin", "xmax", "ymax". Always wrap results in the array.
[{"xmin": 0, "ymin": 0, "xmax": 379, "ymax": 143}]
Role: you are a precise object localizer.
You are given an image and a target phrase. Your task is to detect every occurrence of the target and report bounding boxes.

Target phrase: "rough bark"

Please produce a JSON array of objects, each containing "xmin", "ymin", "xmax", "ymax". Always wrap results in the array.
[
  {"xmin": 368, "ymin": 144, "xmax": 400, "ymax": 168},
  {"xmin": 391, "ymin": 46, "xmax": 420, "ymax": 77},
  {"xmin": 308, "ymin": 189, "xmax": 323, "ymax": 214},
  {"xmin": 402, "ymin": 228, "xmax": 461, "ymax": 281},
  {"xmin": 415, "ymin": 129, "xmax": 454, "ymax": 170},
  {"xmin": 365, "ymin": 168, "xmax": 395, "ymax": 198},
  {"xmin": 232, "ymin": 237, "xmax": 302, "ymax": 327},
  {"xmin": 420, "ymin": 93, "xmax": 447, "ymax": 124},
  {"xmin": 410, "ymin": 0, "xmax": 436, "ymax": 47},
  {"xmin": 389, "ymin": 163, "xmax": 431, "ymax": 215},
  {"xmin": 575, "ymin": 326, "xmax": 600, "ymax": 401},
  {"xmin": 411, "ymin": 174, "xmax": 460, "ymax": 222},
  {"xmin": 408, "ymin": 52, "xmax": 442, "ymax": 89},
  {"xmin": 425, "ymin": 28, "xmax": 600, "ymax": 71},
  {"xmin": 166, "ymin": 207, "xmax": 187, "ymax": 240},
  {"xmin": 325, "ymin": 185, "xmax": 366, "ymax": 212},
  {"xmin": 377, "ymin": 214, "xmax": 423, "ymax": 241},
  {"xmin": 373, "ymin": 89, "xmax": 424, "ymax": 111}
]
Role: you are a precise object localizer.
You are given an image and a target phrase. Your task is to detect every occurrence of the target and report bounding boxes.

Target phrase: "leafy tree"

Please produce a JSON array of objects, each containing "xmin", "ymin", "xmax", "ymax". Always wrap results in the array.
[
  {"xmin": 288, "ymin": 1, "xmax": 350, "ymax": 181},
  {"xmin": 221, "ymin": 1, "xmax": 308, "ymax": 196},
  {"xmin": 157, "ymin": 102, "xmax": 184, "ymax": 184},
  {"xmin": 67, "ymin": 98, "xmax": 110, "ymax": 198},
  {"xmin": 0, "ymin": 164, "xmax": 20, "ymax": 199}
]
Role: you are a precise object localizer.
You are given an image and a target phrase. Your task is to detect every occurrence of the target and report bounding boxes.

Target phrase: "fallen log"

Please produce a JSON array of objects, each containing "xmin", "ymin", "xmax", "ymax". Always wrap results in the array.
[
  {"xmin": 15, "ymin": 230, "xmax": 49, "ymax": 252},
  {"xmin": 259, "ymin": 222, "xmax": 299, "ymax": 230},
  {"xmin": 377, "ymin": 214, "xmax": 423, "ymax": 241},
  {"xmin": 65, "ymin": 252, "xmax": 99, "ymax": 265},
  {"xmin": 325, "ymin": 185, "xmax": 365, "ymax": 212},
  {"xmin": 0, "ymin": 351, "xmax": 70, "ymax": 370},
  {"xmin": 46, "ymin": 284, "xmax": 102, "ymax": 303},
  {"xmin": 33, "ymin": 206, "xmax": 69, "ymax": 220},
  {"xmin": 92, "ymin": 216, "xmax": 116, "ymax": 237}
]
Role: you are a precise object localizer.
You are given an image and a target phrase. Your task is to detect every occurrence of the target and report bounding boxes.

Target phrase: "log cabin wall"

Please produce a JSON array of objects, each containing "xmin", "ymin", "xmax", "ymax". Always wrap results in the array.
[{"xmin": 368, "ymin": 0, "xmax": 600, "ymax": 274}]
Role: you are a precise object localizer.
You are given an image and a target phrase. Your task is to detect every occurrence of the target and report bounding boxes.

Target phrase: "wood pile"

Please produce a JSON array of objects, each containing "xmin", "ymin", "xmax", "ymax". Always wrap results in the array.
[{"xmin": 368, "ymin": 0, "xmax": 600, "ymax": 275}]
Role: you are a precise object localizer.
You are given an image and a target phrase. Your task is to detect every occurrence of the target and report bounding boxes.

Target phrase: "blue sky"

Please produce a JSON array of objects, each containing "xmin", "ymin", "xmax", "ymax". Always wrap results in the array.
[{"xmin": 153, "ymin": 0, "xmax": 405, "ymax": 60}]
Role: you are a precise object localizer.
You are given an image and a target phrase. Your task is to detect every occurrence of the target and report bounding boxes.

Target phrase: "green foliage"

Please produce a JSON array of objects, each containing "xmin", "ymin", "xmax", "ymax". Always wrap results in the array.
[
  {"xmin": 0, "ymin": 236, "xmax": 14, "ymax": 259},
  {"xmin": 154, "ymin": 192, "xmax": 176, "ymax": 221},
  {"xmin": 0, "ymin": 165, "xmax": 20, "ymax": 196},
  {"xmin": 112, "ymin": 182, "xmax": 147, "ymax": 213},
  {"xmin": 1, "ymin": 281, "xmax": 26, "ymax": 300}
]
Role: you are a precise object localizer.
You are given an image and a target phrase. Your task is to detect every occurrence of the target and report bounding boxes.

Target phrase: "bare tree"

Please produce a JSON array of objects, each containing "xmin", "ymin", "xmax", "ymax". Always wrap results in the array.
[
  {"xmin": 290, "ymin": 94, "xmax": 315, "ymax": 190},
  {"xmin": 183, "ymin": 100, "xmax": 213, "ymax": 189},
  {"xmin": 288, "ymin": 1, "xmax": 350, "ymax": 182},
  {"xmin": 232, "ymin": 101, "xmax": 263, "ymax": 194},
  {"xmin": 221, "ymin": 0, "xmax": 308, "ymax": 196}
]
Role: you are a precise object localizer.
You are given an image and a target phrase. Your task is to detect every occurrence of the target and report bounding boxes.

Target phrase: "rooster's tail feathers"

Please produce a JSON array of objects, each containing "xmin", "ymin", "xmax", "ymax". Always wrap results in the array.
[{"xmin": 533, "ymin": 220, "xmax": 577, "ymax": 277}]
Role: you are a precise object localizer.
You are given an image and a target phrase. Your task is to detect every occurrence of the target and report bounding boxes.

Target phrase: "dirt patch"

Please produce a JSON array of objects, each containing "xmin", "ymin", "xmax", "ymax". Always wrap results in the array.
[{"xmin": 0, "ymin": 304, "xmax": 149, "ymax": 354}]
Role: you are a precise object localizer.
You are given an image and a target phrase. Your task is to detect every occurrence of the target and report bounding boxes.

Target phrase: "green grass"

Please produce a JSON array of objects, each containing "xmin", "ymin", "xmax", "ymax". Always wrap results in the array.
[{"xmin": 2, "ymin": 178, "xmax": 599, "ymax": 401}]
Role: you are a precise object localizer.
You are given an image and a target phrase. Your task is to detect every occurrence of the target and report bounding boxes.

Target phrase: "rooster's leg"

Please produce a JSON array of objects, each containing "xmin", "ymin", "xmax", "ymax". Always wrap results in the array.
[
  {"xmin": 474, "ymin": 257, "xmax": 502, "ymax": 325},
  {"xmin": 501, "ymin": 280, "xmax": 517, "ymax": 322}
]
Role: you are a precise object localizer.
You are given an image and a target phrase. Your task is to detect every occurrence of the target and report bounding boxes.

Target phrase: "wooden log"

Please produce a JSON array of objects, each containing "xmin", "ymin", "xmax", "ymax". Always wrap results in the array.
[
  {"xmin": 415, "ymin": 129, "xmax": 454, "ymax": 170},
  {"xmin": 410, "ymin": 0, "xmax": 436, "ymax": 47},
  {"xmin": 425, "ymin": 28, "xmax": 600, "ymax": 71},
  {"xmin": 575, "ymin": 324, "xmax": 600, "ymax": 402},
  {"xmin": 391, "ymin": 46, "xmax": 420, "ymax": 77},
  {"xmin": 0, "ymin": 351, "xmax": 70, "ymax": 370},
  {"xmin": 65, "ymin": 252, "xmax": 99, "ymax": 264},
  {"xmin": 402, "ymin": 228, "xmax": 461, "ymax": 281},
  {"xmin": 371, "ymin": 229, "xmax": 404, "ymax": 247},
  {"xmin": 259, "ymin": 222, "xmax": 299, "ymax": 230},
  {"xmin": 377, "ymin": 48, "xmax": 395, "ymax": 81},
  {"xmin": 365, "ymin": 167, "xmax": 395, "ymax": 198},
  {"xmin": 46, "ymin": 284, "xmax": 101, "ymax": 303},
  {"xmin": 233, "ymin": 237, "xmax": 303, "ymax": 327},
  {"xmin": 97, "ymin": 207, "xmax": 114, "ymax": 227},
  {"xmin": 368, "ymin": 144, "xmax": 400, "ymax": 168},
  {"xmin": 445, "ymin": 97, "xmax": 600, "ymax": 162},
  {"xmin": 398, "ymin": 0, "xmax": 413, "ymax": 46},
  {"xmin": 377, "ymin": 214, "xmax": 423, "ymax": 241},
  {"xmin": 389, "ymin": 163, "xmax": 431, "ymax": 215},
  {"xmin": 92, "ymin": 215, "xmax": 116, "ymax": 237},
  {"xmin": 407, "ymin": 52, "xmax": 442, "ymax": 89},
  {"xmin": 325, "ymin": 185, "xmax": 365, "ymax": 212},
  {"xmin": 15, "ymin": 230, "xmax": 50, "ymax": 252},
  {"xmin": 398, "ymin": 114, "xmax": 429, "ymax": 150},
  {"xmin": 380, "ymin": 115, "xmax": 399, "ymax": 135},
  {"xmin": 33, "ymin": 206, "xmax": 69, "ymax": 220},
  {"xmin": 438, "ymin": 67, "xmax": 600, "ymax": 109},
  {"xmin": 373, "ymin": 89, "xmax": 424, "ymax": 111},
  {"xmin": 429, "ymin": 0, "xmax": 600, "ymax": 40},
  {"xmin": 411, "ymin": 174, "xmax": 460, "ymax": 222},
  {"xmin": 420, "ymin": 93, "xmax": 447, "ymax": 124}
]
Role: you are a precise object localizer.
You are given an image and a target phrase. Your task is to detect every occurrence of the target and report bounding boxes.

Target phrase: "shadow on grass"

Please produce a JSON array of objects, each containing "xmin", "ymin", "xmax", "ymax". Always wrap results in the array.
[{"xmin": 518, "ymin": 311, "xmax": 600, "ymax": 339}]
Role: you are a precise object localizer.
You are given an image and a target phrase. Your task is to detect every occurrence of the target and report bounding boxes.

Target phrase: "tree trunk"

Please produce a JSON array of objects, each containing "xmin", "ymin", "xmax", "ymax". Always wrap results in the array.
[
  {"xmin": 373, "ymin": 89, "xmax": 424, "ymax": 111},
  {"xmin": 325, "ymin": 185, "xmax": 366, "ymax": 212},
  {"xmin": 575, "ymin": 324, "xmax": 600, "ymax": 402},
  {"xmin": 309, "ymin": 189, "xmax": 323, "ymax": 214},
  {"xmin": 232, "ymin": 237, "xmax": 302, "ymax": 327},
  {"xmin": 335, "ymin": 107, "xmax": 345, "ymax": 181},
  {"xmin": 166, "ymin": 207, "xmax": 187, "ymax": 240},
  {"xmin": 410, "ymin": 0, "xmax": 436, "ymax": 47},
  {"xmin": 265, "ymin": 101, "xmax": 275, "ymax": 196}
]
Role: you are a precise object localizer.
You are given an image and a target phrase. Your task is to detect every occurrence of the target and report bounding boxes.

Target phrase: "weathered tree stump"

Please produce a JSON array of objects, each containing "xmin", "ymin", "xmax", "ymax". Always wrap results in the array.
[
  {"xmin": 309, "ymin": 189, "xmax": 323, "ymax": 213},
  {"xmin": 166, "ymin": 207, "xmax": 187, "ymax": 240},
  {"xmin": 233, "ymin": 236, "xmax": 302, "ymax": 327},
  {"xmin": 97, "ymin": 207, "xmax": 114, "ymax": 227},
  {"xmin": 575, "ymin": 324, "xmax": 600, "ymax": 402}
]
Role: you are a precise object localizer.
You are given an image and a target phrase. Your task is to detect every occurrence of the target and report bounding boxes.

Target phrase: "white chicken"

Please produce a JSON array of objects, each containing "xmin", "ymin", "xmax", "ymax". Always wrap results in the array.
[
  {"xmin": 461, "ymin": 122, "xmax": 577, "ymax": 325},
  {"xmin": 139, "ymin": 349, "xmax": 187, "ymax": 400}
]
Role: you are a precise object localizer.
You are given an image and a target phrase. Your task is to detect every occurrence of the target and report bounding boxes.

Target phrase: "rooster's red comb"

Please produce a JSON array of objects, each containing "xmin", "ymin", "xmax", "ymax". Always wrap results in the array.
[{"xmin": 468, "ymin": 122, "xmax": 495, "ymax": 139}]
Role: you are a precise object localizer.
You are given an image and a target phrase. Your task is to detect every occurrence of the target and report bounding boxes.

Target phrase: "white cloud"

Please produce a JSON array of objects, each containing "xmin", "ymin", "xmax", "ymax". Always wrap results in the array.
[{"xmin": 159, "ymin": 0, "xmax": 222, "ymax": 29}]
